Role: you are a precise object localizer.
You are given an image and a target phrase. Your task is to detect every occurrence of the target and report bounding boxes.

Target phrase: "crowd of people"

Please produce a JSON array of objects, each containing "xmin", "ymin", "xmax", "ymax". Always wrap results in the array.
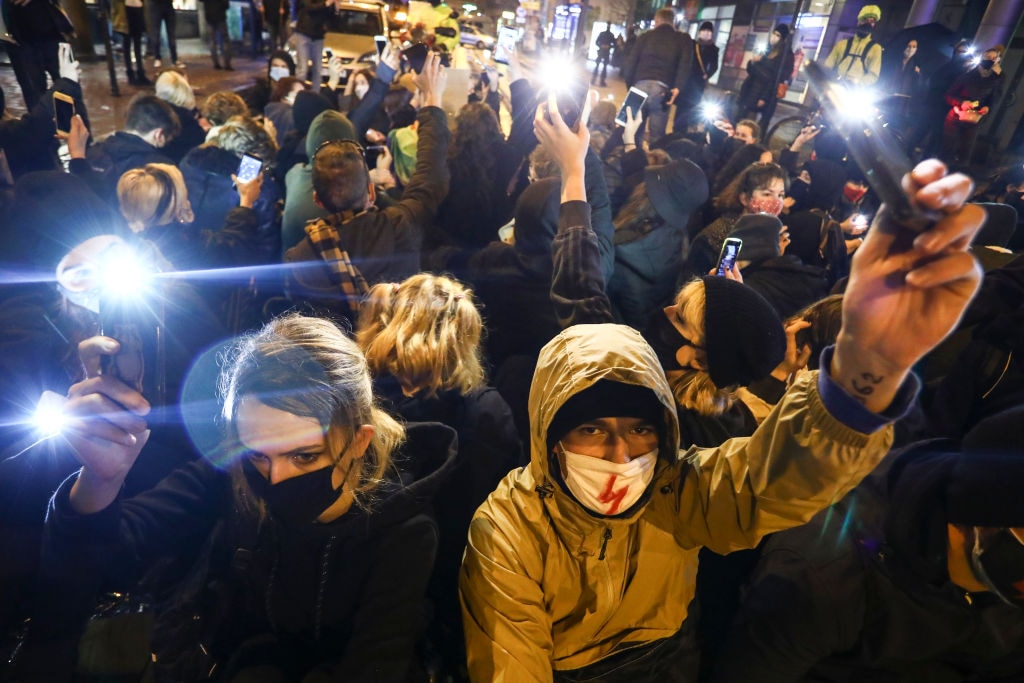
[{"xmin": 1, "ymin": 3, "xmax": 1024, "ymax": 681}]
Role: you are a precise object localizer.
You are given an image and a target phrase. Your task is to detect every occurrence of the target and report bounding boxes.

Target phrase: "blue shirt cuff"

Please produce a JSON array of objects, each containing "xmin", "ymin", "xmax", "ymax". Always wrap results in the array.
[
  {"xmin": 817, "ymin": 346, "xmax": 920, "ymax": 434},
  {"xmin": 377, "ymin": 62, "xmax": 397, "ymax": 85}
]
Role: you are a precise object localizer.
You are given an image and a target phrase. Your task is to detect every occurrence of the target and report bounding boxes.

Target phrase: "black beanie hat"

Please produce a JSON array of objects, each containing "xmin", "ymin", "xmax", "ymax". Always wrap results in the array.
[
  {"xmin": 293, "ymin": 90, "xmax": 334, "ymax": 135},
  {"xmin": 547, "ymin": 380, "xmax": 664, "ymax": 448},
  {"xmin": 774, "ymin": 23, "xmax": 791, "ymax": 41},
  {"xmin": 701, "ymin": 276, "xmax": 786, "ymax": 387},
  {"xmin": 728, "ymin": 213, "xmax": 782, "ymax": 263},
  {"xmin": 514, "ymin": 176, "xmax": 561, "ymax": 256},
  {"xmin": 699, "ymin": 21, "xmax": 714, "ymax": 33}
]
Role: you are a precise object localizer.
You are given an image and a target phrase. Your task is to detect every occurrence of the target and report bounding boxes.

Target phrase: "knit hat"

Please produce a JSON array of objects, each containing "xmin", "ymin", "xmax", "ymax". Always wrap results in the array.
[
  {"xmin": 858, "ymin": 4, "xmax": 881, "ymax": 22},
  {"xmin": 513, "ymin": 176, "xmax": 561, "ymax": 256},
  {"xmin": 388, "ymin": 126, "xmax": 418, "ymax": 186},
  {"xmin": 644, "ymin": 158, "xmax": 709, "ymax": 228},
  {"xmin": 701, "ymin": 276, "xmax": 786, "ymax": 387},
  {"xmin": 547, "ymin": 379, "xmax": 664, "ymax": 448},
  {"xmin": 292, "ymin": 90, "xmax": 333, "ymax": 135},
  {"xmin": 774, "ymin": 23, "xmax": 791, "ymax": 40},
  {"xmin": 305, "ymin": 110, "xmax": 356, "ymax": 159},
  {"xmin": 699, "ymin": 21, "xmax": 714, "ymax": 33},
  {"xmin": 728, "ymin": 213, "xmax": 782, "ymax": 263}
]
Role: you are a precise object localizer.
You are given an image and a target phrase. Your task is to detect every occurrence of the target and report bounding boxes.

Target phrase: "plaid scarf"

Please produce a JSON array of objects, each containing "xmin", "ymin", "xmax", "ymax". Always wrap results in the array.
[{"xmin": 304, "ymin": 215, "xmax": 369, "ymax": 316}]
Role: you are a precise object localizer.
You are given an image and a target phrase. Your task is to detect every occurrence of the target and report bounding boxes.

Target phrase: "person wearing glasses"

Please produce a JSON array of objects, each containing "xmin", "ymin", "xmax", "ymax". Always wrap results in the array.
[{"xmin": 283, "ymin": 52, "xmax": 450, "ymax": 323}]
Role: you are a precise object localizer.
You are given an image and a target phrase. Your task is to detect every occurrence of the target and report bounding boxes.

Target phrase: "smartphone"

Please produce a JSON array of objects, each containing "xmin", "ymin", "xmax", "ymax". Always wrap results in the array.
[
  {"xmin": 53, "ymin": 91, "xmax": 75, "ymax": 135},
  {"xmin": 542, "ymin": 79, "xmax": 589, "ymax": 131},
  {"xmin": 805, "ymin": 60, "xmax": 934, "ymax": 232},
  {"xmin": 236, "ymin": 153, "xmax": 262, "ymax": 183},
  {"xmin": 615, "ymin": 86, "xmax": 648, "ymax": 127},
  {"xmin": 402, "ymin": 42, "xmax": 429, "ymax": 74},
  {"xmin": 374, "ymin": 35, "xmax": 388, "ymax": 58},
  {"xmin": 716, "ymin": 237, "xmax": 743, "ymax": 276},
  {"xmin": 494, "ymin": 25, "xmax": 517, "ymax": 65},
  {"xmin": 365, "ymin": 144, "xmax": 386, "ymax": 152},
  {"xmin": 98, "ymin": 279, "xmax": 165, "ymax": 403}
]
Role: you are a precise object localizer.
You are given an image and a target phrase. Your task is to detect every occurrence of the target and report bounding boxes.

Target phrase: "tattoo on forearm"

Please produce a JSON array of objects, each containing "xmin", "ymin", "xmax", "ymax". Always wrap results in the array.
[{"xmin": 850, "ymin": 372, "xmax": 884, "ymax": 403}]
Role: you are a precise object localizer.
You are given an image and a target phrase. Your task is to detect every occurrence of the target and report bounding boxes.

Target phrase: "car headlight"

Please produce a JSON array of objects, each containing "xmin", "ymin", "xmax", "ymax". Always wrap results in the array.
[{"xmin": 359, "ymin": 50, "xmax": 376, "ymax": 63}]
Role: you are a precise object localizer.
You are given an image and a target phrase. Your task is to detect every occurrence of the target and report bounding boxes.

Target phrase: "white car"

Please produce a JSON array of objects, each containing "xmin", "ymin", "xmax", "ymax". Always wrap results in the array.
[
  {"xmin": 459, "ymin": 24, "xmax": 495, "ymax": 50},
  {"xmin": 320, "ymin": 0, "xmax": 389, "ymax": 82}
]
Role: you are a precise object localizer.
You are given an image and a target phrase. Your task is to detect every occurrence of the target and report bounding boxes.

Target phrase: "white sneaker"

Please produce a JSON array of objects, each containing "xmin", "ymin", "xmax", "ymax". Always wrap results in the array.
[
  {"xmin": 153, "ymin": 59, "xmax": 162, "ymax": 67},
  {"xmin": 175, "ymin": 61, "xmax": 186, "ymax": 69}
]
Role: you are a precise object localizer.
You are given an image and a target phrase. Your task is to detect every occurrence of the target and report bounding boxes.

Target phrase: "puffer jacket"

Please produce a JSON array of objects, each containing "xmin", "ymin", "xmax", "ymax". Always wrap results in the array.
[{"xmin": 459, "ymin": 321, "xmax": 898, "ymax": 681}]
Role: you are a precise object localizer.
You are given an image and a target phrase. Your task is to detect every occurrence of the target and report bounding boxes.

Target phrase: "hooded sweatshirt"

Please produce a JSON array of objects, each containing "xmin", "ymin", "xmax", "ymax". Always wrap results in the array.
[{"xmin": 460, "ymin": 317, "xmax": 904, "ymax": 679}]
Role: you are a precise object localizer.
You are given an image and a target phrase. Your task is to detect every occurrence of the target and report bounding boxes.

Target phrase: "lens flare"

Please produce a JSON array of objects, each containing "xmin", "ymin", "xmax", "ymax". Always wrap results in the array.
[
  {"xmin": 33, "ymin": 394, "xmax": 67, "ymax": 439},
  {"xmin": 700, "ymin": 101, "xmax": 723, "ymax": 121}
]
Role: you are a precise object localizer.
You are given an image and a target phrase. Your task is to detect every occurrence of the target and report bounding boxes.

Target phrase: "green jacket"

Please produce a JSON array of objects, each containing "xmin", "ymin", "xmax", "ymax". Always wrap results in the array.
[{"xmin": 459, "ymin": 322, "xmax": 896, "ymax": 680}]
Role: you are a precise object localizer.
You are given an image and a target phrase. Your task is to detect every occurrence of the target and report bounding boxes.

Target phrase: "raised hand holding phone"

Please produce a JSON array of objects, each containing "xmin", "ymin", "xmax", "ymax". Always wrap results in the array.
[
  {"xmin": 58, "ymin": 335, "xmax": 152, "ymax": 514},
  {"xmin": 831, "ymin": 159, "xmax": 984, "ymax": 413},
  {"xmin": 534, "ymin": 89, "xmax": 590, "ymax": 203}
]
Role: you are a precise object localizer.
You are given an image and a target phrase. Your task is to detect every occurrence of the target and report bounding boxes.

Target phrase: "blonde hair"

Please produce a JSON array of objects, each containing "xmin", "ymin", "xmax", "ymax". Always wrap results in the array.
[
  {"xmin": 356, "ymin": 273, "xmax": 485, "ymax": 397},
  {"xmin": 666, "ymin": 279, "xmax": 735, "ymax": 416},
  {"xmin": 220, "ymin": 314, "xmax": 406, "ymax": 514},
  {"xmin": 155, "ymin": 70, "xmax": 195, "ymax": 109},
  {"xmin": 116, "ymin": 163, "xmax": 194, "ymax": 232}
]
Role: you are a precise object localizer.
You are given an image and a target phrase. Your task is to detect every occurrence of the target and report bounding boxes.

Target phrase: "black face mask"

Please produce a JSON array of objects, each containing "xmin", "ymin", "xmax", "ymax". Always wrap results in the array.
[
  {"xmin": 855, "ymin": 23, "xmax": 872, "ymax": 38},
  {"xmin": 980, "ymin": 59, "xmax": 996, "ymax": 70},
  {"xmin": 970, "ymin": 527, "xmax": 1024, "ymax": 609},
  {"xmin": 646, "ymin": 311, "xmax": 698, "ymax": 372},
  {"xmin": 242, "ymin": 458, "xmax": 346, "ymax": 527},
  {"xmin": 788, "ymin": 178, "xmax": 810, "ymax": 207}
]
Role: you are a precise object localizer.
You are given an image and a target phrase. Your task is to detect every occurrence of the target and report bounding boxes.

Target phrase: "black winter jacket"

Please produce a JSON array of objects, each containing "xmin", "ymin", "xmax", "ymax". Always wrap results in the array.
[
  {"xmin": 623, "ymin": 24, "xmax": 692, "ymax": 91},
  {"xmin": 715, "ymin": 444, "xmax": 1024, "ymax": 682},
  {"xmin": 284, "ymin": 106, "xmax": 450, "ymax": 314},
  {"xmin": 72, "ymin": 132, "xmax": 174, "ymax": 206},
  {"xmin": 34, "ymin": 423, "xmax": 458, "ymax": 682},
  {"xmin": 179, "ymin": 145, "xmax": 283, "ymax": 263}
]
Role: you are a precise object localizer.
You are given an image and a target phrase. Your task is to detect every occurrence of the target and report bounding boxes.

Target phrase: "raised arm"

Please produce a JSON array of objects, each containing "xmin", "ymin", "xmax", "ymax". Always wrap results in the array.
[
  {"xmin": 831, "ymin": 159, "xmax": 983, "ymax": 413},
  {"xmin": 60, "ymin": 337, "xmax": 152, "ymax": 515},
  {"xmin": 667, "ymin": 159, "xmax": 985, "ymax": 553},
  {"xmin": 534, "ymin": 92, "xmax": 615, "ymax": 326}
]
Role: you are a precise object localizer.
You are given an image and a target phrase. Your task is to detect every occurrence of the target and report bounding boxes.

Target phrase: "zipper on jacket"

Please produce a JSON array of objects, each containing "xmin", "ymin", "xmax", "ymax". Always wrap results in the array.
[{"xmin": 598, "ymin": 528, "xmax": 612, "ymax": 560}]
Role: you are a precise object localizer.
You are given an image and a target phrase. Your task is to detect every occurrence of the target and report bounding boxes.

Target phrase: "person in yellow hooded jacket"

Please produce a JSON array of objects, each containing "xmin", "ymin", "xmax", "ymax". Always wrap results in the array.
[
  {"xmin": 823, "ymin": 4, "xmax": 884, "ymax": 86},
  {"xmin": 458, "ymin": 91, "xmax": 987, "ymax": 681}
]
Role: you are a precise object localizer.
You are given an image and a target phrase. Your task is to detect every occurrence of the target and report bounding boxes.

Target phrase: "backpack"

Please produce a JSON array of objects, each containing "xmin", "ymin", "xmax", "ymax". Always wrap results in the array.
[
  {"xmin": 810, "ymin": 208, "xmax": 848, "ymax": 285},
  {"xmin": 837, "ymin": 36, "xmax": 879, "ymax": 79}
]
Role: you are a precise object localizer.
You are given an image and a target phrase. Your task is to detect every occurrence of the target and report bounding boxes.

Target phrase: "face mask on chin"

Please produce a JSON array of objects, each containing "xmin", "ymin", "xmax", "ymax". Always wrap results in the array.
[{"xmin": 560, "ymin": 444, "xmax": 658, "ymax": 516}]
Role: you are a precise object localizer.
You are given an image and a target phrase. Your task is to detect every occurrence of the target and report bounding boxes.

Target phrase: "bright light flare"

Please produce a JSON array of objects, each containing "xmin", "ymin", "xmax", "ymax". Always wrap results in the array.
[
  {"xmin": 701, "ymin": 101, "xmax": 724, "ymax": 122},
  {"xmin": 33, "ymin": 394, "xmax": 67, "ymax": 439},
  {"xmin": 832, "ymin": 84, "xmax": 879, "ymax": 123},
  {"xmin": 99, "ymin": 247, "xmax": 153, "ymax": 302},
  {"xmin": 536, "ymin": 54, "xmax": 577, "ymax": 92}
]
